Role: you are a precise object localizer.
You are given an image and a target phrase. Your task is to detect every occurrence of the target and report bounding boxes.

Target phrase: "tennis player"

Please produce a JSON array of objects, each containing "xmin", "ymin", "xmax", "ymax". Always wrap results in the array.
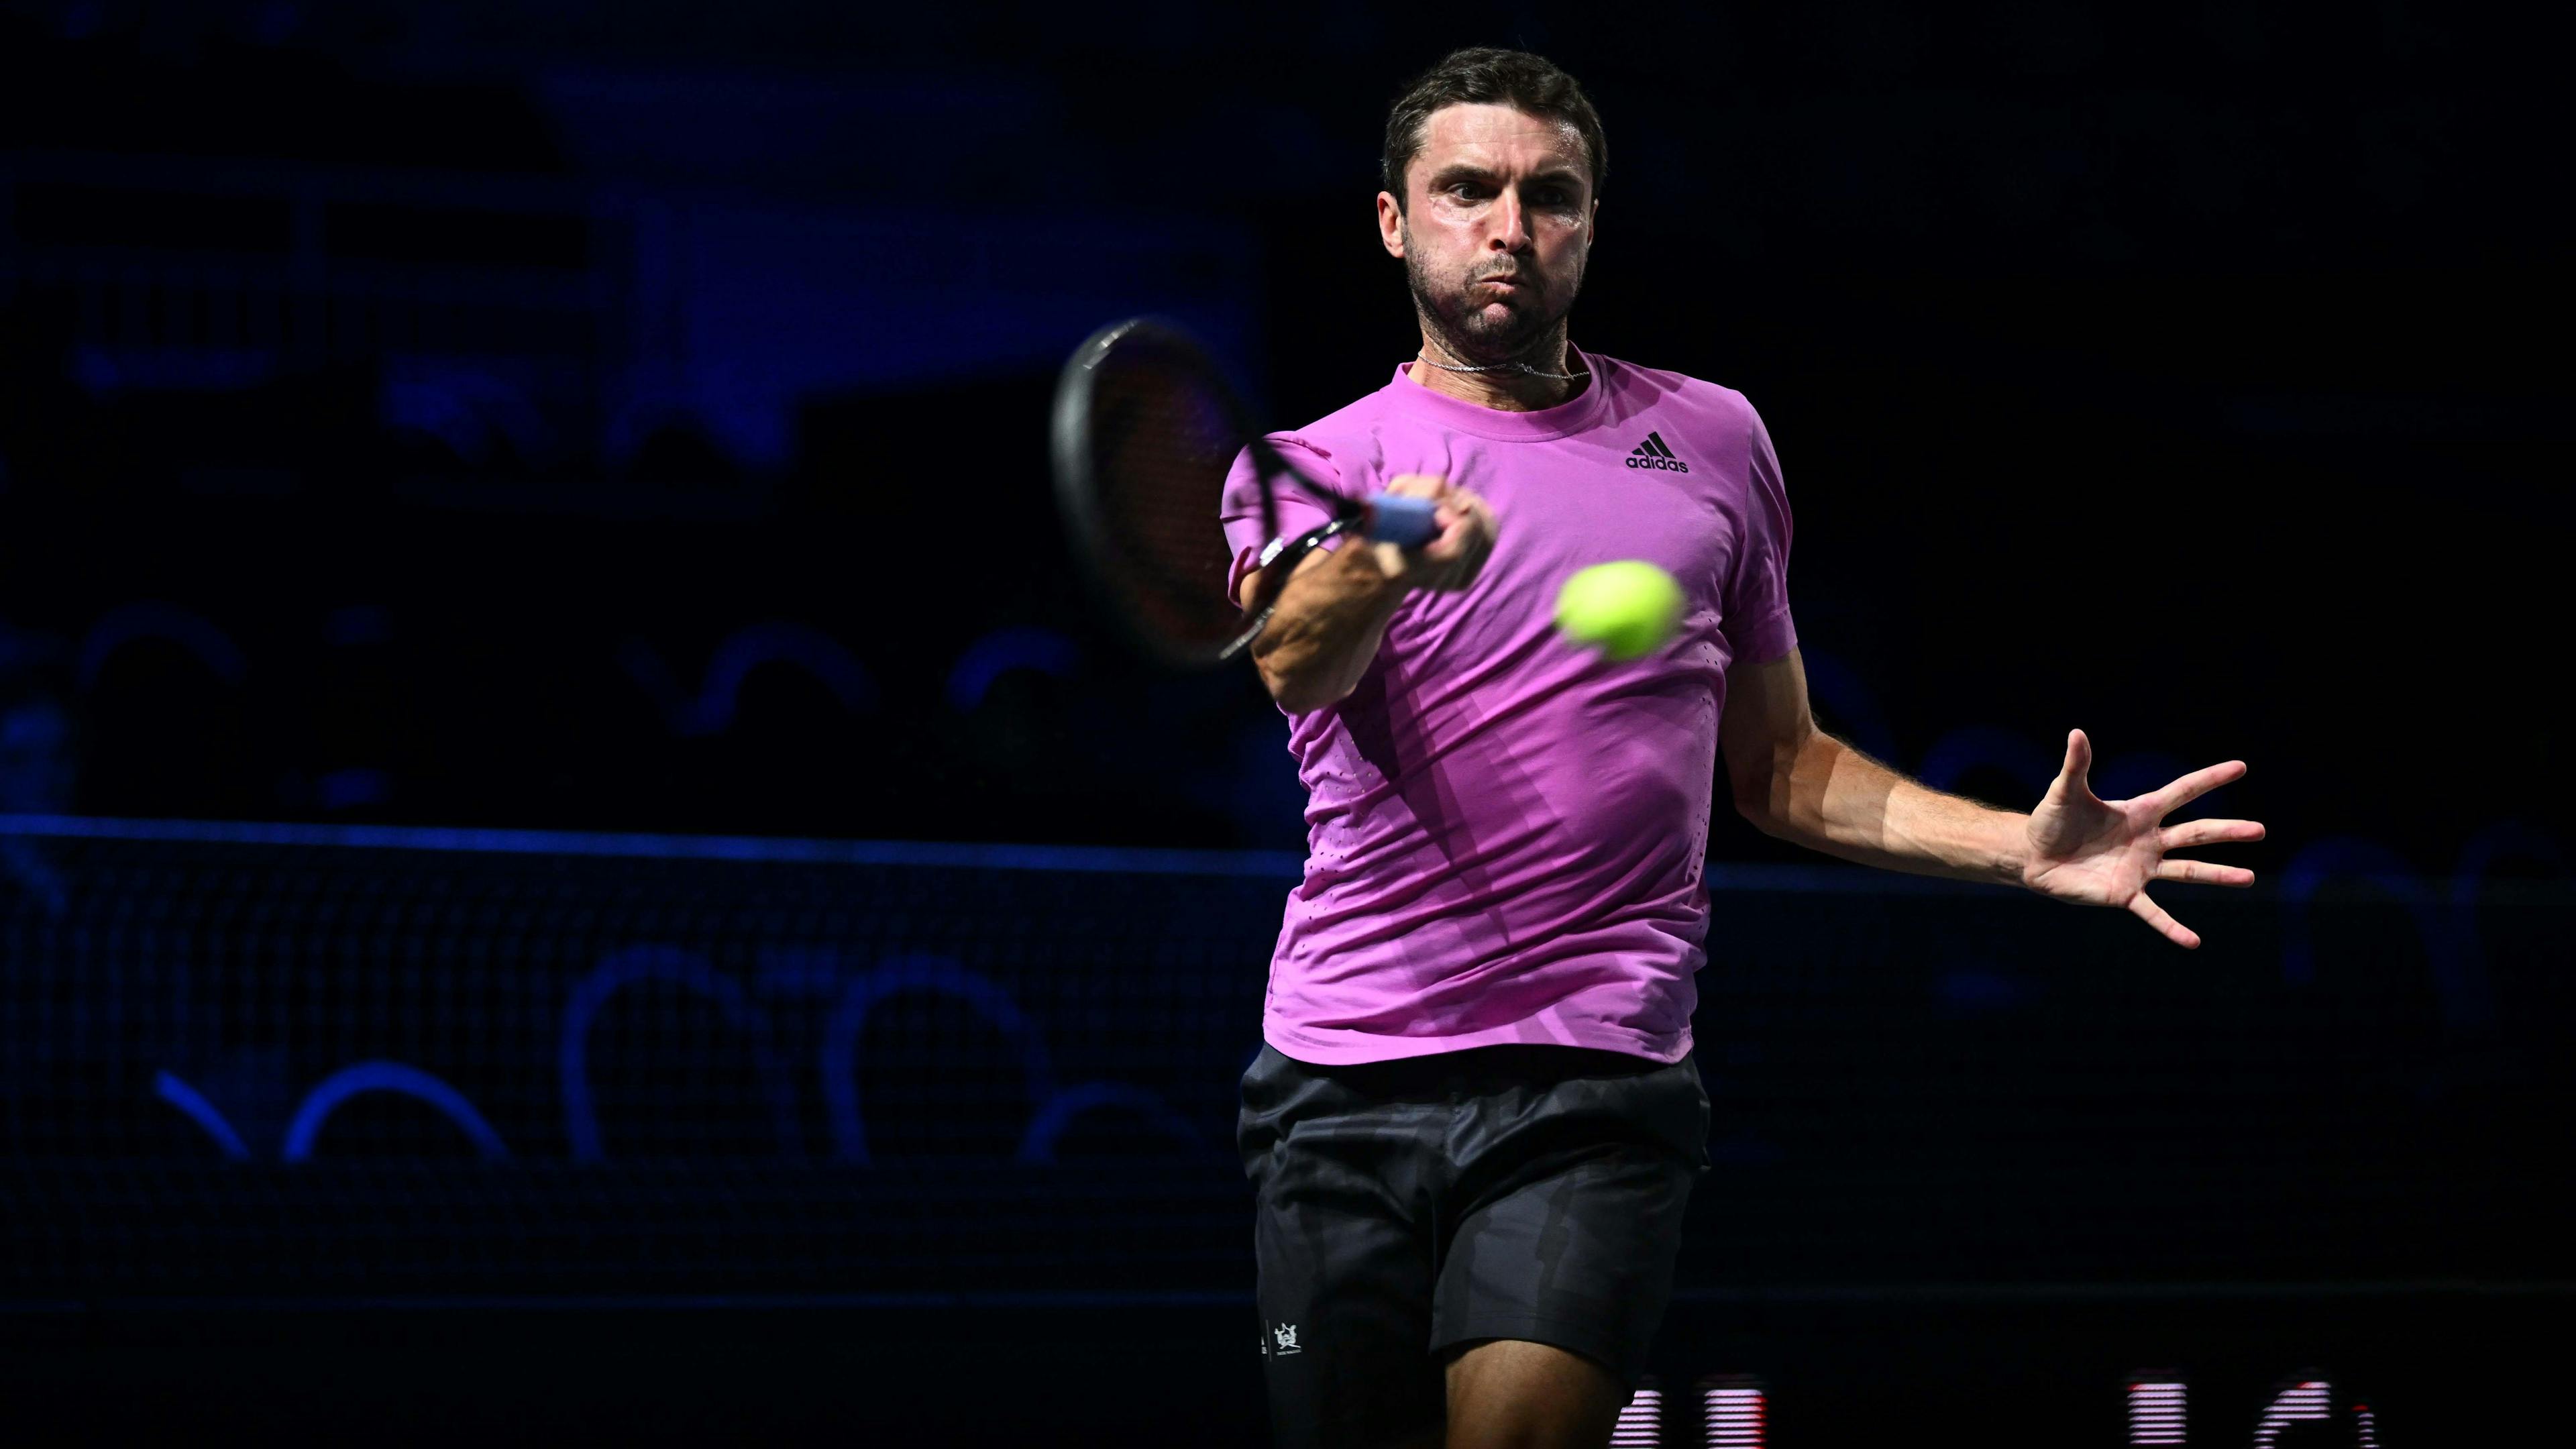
[{"xmin": 1222, "ymin": 47, "xmax": 2266, "ymax": 1449}]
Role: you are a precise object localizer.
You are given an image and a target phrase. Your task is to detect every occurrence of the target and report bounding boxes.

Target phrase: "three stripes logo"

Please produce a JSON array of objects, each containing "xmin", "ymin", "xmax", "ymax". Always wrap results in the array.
[{"xmin": 1627, "ymin": 431, "xmax": 1691, "ymax": 473}]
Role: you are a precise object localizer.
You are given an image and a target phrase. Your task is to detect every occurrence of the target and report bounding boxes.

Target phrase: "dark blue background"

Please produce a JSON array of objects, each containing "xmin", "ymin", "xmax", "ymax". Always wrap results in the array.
[
  {"xmin": 0, "ymin": 3, "xmax": 2567, "ymax": 1444},
  {"xmin": 3, "ymin": 1, "xmax": 2567, "ymax": 874}
]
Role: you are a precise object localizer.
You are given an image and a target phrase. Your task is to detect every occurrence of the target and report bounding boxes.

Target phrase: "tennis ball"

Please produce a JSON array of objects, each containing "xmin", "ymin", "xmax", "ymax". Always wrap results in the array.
[{"xmin": 1554, "ymin": 561, "xmax": 1685, "ymax": 661}]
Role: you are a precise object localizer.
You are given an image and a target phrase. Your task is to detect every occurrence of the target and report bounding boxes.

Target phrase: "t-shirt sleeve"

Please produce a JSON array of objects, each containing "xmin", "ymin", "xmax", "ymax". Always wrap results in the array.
[
  {"xmin": 1721, "ymin": 404, "xmax": 1798, "ymax": 664},
  {"xmin": 1218, "ymin": 435, "xmax": 1346, "ymax": 611}
]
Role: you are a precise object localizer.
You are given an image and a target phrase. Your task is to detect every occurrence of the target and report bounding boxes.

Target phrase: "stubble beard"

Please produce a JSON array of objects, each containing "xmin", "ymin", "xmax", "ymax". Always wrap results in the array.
[{"xmin": 1403, "ymin": 221, "xmax": 1584, "ymax": 368}]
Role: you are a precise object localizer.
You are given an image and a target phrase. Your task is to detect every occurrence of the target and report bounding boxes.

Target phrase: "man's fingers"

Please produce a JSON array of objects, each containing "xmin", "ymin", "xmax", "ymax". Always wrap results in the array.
[
  {"xmin": 2148, "ymin": 759, "xmax": 2247, "ymax": 816},
  {"xmin": 2049, "ymin": 728, "xmax": 2094, "ymax": 797},
  {"xmin": 1388, "ymin": 479, "xmax": 1494, "ymax": 591},
  {"xmin": 2153, "ymin": 858, "xmax": 2257, "ymax": 888},
  {"xmin": 2128, "ymin": 890, "xmax": 2200, "ymax": 949},
  {"xmin": 1425, "ymin": 496, "xmax": 1493, "ymax": 558},
  {"xmin": 2162, "ymin": 818, "xmax": 2265, "ymax": 850}
]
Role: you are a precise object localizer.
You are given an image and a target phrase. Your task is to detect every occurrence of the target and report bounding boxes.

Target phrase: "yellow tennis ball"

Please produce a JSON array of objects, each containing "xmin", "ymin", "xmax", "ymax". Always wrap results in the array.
[{"xmin": 1554, "ymin": 561, "xmax": 1685, "ymax": 661}]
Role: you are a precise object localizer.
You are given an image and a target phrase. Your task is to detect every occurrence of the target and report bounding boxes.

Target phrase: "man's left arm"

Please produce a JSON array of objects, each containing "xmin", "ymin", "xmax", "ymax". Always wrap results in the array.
[{"xmin": 1718, "ymin": 648, "xmax": 2267, "ymax": 949}]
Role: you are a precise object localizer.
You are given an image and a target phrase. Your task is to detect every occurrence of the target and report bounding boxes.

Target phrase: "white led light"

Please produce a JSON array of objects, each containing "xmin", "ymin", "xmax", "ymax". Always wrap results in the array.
[
  {"xmin": 1700, "ymin": 1382, "xmax": 1765, "ymax": 1448},
  {"xmin": 2127, "ymin": 1380, "xmax": 2187, "ymax": 1445},
  {"xmin": 2253, "ymin": 1381, "xmax": 2332, "ymax": 1449},
  {"xmin": 1609, "ymin": 1384, "xmax": 1663, "ymax": 1447}
]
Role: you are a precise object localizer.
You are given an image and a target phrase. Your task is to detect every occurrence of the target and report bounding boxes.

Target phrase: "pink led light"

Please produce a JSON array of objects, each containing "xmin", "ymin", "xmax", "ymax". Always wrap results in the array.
[
  {"xmin": 1610, "ymin": 1384, "xmax": 1664, "ymax": 1447},
  {"xmin": 2127, "ymin": 1380, "xmax": 2187, "ymax": 1445},
  {"xmin": 1700, "ymin": 1381, "xmax": 1765, "ymax": 1448},
  {"xmin": 2253, "ymin": 1381, "xmax": 2332, "ymax": 1449}
]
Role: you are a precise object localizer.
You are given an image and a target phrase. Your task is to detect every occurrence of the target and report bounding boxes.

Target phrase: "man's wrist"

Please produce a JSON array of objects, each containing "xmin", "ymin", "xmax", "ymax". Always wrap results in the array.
[{"xmin": 1990, "ymin": 811, "xmax": 2034, "ymax": 889}]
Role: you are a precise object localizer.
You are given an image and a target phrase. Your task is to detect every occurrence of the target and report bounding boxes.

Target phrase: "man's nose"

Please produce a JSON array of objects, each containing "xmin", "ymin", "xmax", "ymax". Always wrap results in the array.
[{"xmin": 1489, "ymin": 188, "xmax": 1532, "ymax": 251}]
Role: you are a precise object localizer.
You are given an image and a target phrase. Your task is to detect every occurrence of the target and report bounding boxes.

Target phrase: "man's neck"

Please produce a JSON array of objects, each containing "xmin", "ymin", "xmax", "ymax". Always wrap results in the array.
[{"xmin": 1406, "ymin": 331, "xmax": 1586, "ymax": 413}]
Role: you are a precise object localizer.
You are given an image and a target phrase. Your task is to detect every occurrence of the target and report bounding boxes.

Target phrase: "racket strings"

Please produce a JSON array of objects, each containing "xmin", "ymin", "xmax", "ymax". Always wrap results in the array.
[{"xmin": 1089, "ymin": 358, "xmax": 1246, "ymax": 651}]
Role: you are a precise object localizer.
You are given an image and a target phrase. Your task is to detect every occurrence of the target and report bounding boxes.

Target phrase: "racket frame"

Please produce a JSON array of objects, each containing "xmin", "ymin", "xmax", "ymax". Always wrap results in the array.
[{"xmin": 1053, "ymin": 317, "xmax": 1392, "ymax": 669}]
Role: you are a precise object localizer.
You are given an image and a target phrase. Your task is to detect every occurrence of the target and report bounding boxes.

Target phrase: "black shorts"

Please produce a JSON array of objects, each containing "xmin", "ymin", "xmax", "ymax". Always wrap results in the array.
[{"xmin": 1237, "ymin": 1040, "xmax": 1709, "ymax": 1448}]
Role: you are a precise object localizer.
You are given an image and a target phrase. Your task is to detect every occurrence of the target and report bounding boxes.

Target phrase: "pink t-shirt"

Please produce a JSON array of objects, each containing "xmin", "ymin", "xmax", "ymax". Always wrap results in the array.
[{"xmin": 1219, "ymin": 348, "xmax": 1798, "ymax": 1066}]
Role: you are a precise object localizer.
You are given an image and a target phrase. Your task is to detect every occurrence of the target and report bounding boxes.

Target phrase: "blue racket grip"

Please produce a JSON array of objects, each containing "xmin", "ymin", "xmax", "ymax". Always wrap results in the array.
[{"xmin": 1364, "ymin": 492, "xmax": 1439, "ymax": 547}]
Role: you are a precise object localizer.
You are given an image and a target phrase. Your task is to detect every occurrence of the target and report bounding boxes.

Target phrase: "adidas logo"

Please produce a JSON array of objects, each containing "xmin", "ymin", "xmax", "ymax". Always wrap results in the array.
[{"xmin": 1625, "ymin": 431, "xmax": 1690, "ymax": 473}]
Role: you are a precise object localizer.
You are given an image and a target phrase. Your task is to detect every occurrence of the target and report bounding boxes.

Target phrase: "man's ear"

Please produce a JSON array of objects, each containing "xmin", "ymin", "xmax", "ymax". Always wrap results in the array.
[{"xmin": 1377, "ymin": 191, "xmax": 1405, "ymax": 258}]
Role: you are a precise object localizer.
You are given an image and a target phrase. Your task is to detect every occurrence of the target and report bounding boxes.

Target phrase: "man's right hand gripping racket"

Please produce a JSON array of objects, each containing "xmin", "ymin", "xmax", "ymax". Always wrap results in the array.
[{"xmin": 1051, "ymin": 317, "xmax": 1436, "ymax": 668}]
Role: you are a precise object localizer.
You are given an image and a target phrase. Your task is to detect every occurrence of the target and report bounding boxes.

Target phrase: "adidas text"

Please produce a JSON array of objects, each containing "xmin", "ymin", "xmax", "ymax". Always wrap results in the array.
[{"xmin": 1627, "ymin": 431, "xmax": 1691, "ymax": 473}]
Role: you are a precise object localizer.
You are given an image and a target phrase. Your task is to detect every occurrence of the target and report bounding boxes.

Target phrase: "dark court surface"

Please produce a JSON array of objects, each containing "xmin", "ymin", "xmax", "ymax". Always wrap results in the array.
[{"xmin": 0, "ymin": 1288, "xmax": 2557, "ymax": 1444}]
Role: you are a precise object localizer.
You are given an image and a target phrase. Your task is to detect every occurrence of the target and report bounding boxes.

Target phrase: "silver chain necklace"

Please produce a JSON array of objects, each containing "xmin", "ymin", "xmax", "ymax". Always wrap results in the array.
[{"xmin": 1415, "ymin": 337, "xmax": 1588, "ymax": 383}]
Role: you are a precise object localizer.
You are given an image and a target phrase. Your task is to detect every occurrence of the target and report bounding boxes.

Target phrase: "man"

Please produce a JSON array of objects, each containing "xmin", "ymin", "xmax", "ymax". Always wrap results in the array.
[{"xmin": 1220, "ymin": 48, "xmax": 2265, "ymax": 1449}]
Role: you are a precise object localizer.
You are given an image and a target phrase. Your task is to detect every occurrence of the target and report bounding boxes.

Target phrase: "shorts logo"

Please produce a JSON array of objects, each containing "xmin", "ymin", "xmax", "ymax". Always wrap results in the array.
[
  {"xmin": 1271, "ymin": 1322, "xmax": 1301, "ymax": 1355},
  {"xmin": 1625, "ymin": 431, "xmax": 1691, "ymax": 472}
]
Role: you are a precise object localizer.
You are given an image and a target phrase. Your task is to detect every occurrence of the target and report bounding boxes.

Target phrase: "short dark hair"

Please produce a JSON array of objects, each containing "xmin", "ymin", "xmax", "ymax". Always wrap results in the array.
[{"xmin": 1381, "ymin": 48, "xmax": 1607, "ymax": 209}]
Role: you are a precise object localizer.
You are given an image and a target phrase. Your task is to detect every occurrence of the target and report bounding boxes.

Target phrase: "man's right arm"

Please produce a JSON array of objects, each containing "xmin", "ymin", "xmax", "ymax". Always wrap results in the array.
[
  {"xmin": 1236, "ymin": 472, "xmax": 1496, "ymax": 714},
  {"xmin": 1239, "ymin": 544, "xmax": 1409, "ymax": 713}
]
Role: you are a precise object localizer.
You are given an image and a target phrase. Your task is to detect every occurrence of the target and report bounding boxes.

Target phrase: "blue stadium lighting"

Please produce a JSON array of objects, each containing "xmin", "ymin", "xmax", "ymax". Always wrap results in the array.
[
  {"xmin": 1014, "ymin": 1080, "xmax": 1210, "ymax": 1167},
  {"xmin": 74, "ymin": 600, "xmax": 248, "ymax": 688},
  {"xmin": 0, "ymin": 836, "xmax": 67, "ymax": 916},
  {"xmin": 0, "ymin": 812, "xmax": 2008, "ymax": 894},
  {"xmin": 556, "ymin": 944, "xmax": 801, "ymax": 1163},
  {"xmin": 281, "ymin": 1060, "xmax": 511, "ymax": 1163},
  {"xmin": 0, "ymin": 812, "xmax": 1309, "ymax": 877},
  {"xmin": 616, "ymin": 619, "xmax": 879, "ymax": 737},
  {"xmin": 815, "ymin": 953, "xmax": 1054, "ymax": 1165},
  {"xmin": 152, "ymin": 1069, "xmax": 252, "ymax": 1161},
  {"xmin": 945, "ymin": 626, "xmax": 1078, "ymax": 713},
  {"xmin": 315, "ymin": 767, "xmax": 391, "ymax": 810}
]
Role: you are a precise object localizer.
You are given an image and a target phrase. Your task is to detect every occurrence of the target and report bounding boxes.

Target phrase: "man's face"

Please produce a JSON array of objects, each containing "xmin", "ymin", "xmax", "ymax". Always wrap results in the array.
[{"xmin": 1378, "ymin": 102, "xmax": 1597, "ymax": 361}]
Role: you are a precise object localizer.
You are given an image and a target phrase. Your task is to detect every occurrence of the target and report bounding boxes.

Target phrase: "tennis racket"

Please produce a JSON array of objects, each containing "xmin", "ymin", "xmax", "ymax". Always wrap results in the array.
[{"xmin": 1051, "ymin": 317, "xmax": 1438, "ymax": 668}]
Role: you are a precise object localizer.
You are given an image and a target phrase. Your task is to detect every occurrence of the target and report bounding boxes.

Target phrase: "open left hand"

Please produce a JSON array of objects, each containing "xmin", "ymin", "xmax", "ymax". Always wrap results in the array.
[{"xmin": 2021, "ymin": 729, "xmax": 2266, "ymax": 949}]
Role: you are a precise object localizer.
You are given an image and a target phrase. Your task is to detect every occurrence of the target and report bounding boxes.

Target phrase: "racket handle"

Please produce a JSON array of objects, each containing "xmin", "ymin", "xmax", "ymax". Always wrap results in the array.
[{"xmin": 1363, "ymin": 492, "xmax": 1438, "ymax": 547}]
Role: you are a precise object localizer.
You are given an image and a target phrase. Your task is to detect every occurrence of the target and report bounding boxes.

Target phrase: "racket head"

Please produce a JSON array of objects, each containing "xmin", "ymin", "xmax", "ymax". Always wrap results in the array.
[{"xmin": 1052, "ymin": 317, "xmax": 1296, "ymax": 669}]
